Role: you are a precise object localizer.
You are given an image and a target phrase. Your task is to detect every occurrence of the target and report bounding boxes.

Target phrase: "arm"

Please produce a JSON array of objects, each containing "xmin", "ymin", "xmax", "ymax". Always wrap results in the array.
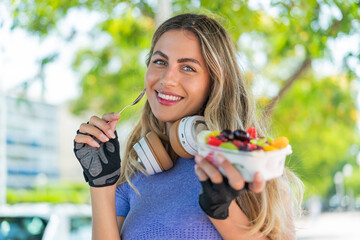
[
  {"xmin": 73, "ymin": 112, "xmax": 124, "ymax": 239},
  {"xmin": 90, "ymin": 185, "xmax": 122, "ymax": 240},
  {"xmin": 209, "ymin": 201, "xmax": 269, "ymax": 240},
  {"xmin": 116, "ymin": 216, "xmax": 126, "ymax": 236},
  {"xmin": 195, "ymin": 154, "xmax": 270, "ymax": 240}
]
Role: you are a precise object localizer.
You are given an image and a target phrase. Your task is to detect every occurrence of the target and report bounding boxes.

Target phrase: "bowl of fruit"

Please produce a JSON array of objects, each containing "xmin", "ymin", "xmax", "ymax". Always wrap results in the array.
[{"xmin": 197, "ymin": 127, "xmax": 292, "ymax": 182}]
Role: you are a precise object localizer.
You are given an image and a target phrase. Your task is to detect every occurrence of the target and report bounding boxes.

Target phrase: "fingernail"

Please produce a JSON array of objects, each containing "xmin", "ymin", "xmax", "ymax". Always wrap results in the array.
[
  {"xmin": 108, "ymin": 130, "xmax": 116, "ymax": 139},
  {"xmin": 100, "ymin": 133, "xmax": 109, "ymax": 141},
  {"xmin": 93, "ymin": 140, "xmax": 100, "ymax": 147},
  {"xmin": 195, "ymin": 155, "xmax": 201, "ymax": 163},
  {"xmin": 215, "ymin": 153, "xmax": 225, "ymax": 165},
  {"xmin": 113, "ymin": 112, "xmax": 120, "ymax": 118},
  {"xmin": 255, "ymin": 172, "xmax": 262, "ymax": 182}
]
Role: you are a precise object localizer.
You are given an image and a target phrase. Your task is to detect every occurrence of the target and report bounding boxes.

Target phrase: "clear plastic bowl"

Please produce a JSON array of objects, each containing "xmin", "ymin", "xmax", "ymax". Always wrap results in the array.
[{"xmin": 197, "ymin": 142, "xmax": 292, "ymax": 182}]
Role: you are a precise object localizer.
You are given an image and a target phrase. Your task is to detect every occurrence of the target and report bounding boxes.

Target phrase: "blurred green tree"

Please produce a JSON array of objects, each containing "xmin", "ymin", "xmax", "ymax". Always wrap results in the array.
[
  {"xmin": 267, "ymin": 73, "xmax": 360, "ymax": 198},
  {"xmin": 8, "ymin": 0, "xmax": 360, "ymax": 199}
]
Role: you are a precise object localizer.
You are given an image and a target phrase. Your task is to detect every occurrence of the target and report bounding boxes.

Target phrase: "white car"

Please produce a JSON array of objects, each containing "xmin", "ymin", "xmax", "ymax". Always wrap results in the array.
[{"xmin": 0, "ymin": 203, "xmax": 92, "ymax": 240}]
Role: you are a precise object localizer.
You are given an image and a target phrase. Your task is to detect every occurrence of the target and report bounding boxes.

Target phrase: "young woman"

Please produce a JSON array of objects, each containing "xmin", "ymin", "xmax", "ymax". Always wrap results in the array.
[{"xmin": 74, "ymin": 13, "xmax": 303, "ymax": 240}]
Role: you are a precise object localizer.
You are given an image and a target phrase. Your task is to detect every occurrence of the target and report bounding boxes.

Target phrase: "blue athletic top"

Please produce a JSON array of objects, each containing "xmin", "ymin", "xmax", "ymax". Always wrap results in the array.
[{"xmin": 115, "ymin": 157, "xmax": 222, "ymax": 240}]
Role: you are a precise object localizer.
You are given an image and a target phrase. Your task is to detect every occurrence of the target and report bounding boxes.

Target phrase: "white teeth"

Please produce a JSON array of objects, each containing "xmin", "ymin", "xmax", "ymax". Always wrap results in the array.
[{"xmin": 157, "ymin": 92, "xmax": 182, "ymax": 101}]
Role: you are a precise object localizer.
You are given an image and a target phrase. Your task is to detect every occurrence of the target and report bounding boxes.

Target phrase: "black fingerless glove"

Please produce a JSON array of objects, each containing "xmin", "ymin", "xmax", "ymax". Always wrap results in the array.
[
  {"xmin": 73, "ymin": 130, "xmax": 121, "ymax": 187},
  {"xmin": 199, "ymin": 177, "xmax": 248, "ymax": 220}
]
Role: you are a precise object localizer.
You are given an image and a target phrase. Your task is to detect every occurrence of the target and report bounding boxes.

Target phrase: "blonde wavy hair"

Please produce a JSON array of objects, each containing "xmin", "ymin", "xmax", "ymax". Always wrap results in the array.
[{"xmin": 117, "ymin": 13, "xmax": 303, "ymax": 240}]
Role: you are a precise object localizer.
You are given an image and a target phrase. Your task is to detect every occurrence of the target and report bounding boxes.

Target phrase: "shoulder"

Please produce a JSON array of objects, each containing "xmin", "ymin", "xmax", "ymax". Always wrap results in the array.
[{"xmin": 116, "ymin": 171, "xmax": 147, "ymax": 193}]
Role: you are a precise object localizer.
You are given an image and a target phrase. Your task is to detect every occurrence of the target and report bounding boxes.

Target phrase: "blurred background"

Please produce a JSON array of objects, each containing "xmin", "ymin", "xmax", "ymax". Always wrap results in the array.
[{"xmin": 0, "ymin": 0, "xmax": 359, "ymax": 239}]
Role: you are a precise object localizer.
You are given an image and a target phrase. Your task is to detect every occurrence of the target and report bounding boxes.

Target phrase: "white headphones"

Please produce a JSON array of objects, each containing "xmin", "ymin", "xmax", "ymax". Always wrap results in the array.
[{"xmin": 133, "ymin": 115, "xmax": 208, "ymax": 175}]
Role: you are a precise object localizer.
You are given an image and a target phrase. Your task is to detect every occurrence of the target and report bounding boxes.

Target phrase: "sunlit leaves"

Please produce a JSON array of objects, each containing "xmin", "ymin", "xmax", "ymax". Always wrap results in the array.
[{"xmin": 271, "ymin": 73, "xmax": 360, "ymax": 197}]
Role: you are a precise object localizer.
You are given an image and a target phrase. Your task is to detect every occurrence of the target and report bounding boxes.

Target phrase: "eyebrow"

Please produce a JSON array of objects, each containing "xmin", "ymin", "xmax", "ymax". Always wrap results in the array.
[{"xmin": 152, "ymin": 50, "xmax": 202, "ymax": 67}]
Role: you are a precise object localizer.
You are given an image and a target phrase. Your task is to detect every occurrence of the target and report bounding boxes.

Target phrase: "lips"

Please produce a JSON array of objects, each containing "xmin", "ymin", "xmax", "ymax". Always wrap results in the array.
[{"xmin": 155, "ymin": 90, "xmax": 183, "ymax": 106}]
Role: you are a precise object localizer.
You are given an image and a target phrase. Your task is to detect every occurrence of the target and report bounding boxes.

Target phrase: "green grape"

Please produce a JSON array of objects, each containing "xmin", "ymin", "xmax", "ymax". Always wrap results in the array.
[
  {"xmin": 256, "ymin": 138, "xmax": 267, "ymax": 146},
  {"xmin": 219, "ymin": 142, "xmax": 238, "ymax": 150}
]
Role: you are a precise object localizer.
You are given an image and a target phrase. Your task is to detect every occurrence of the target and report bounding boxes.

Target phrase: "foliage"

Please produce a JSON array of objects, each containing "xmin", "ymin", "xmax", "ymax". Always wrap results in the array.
[
  {"xmin": 6, "ymin": 182, "xmax": 90, "ymax": 204},
  {"xmin": 9, "ymin": 0, "xmax": 360, "ymax": 115},
  {"xmin": 8, "ymin": 0, "xmax": 360, "ymax": 199},
  {"xmin": 268, "ymin": 73, "xmax": 360, "ymax": 198},
  {"xmin": 344, "ymin": 172, "xmax": 360, "ymax": 198},
  {"xmin": 70, "ymin": 8, "xmax": 154, "ymax": 116}
]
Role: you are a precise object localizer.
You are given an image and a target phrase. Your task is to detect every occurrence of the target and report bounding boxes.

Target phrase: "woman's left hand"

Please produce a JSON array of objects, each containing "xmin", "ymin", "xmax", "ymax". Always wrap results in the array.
[
  {"xmin": 194, "ymin": 153, "xmax": 266, "ymax": 193},
  {"xmin": 194, "ymin": 153, "xmax": 266, "ymax": 219}
]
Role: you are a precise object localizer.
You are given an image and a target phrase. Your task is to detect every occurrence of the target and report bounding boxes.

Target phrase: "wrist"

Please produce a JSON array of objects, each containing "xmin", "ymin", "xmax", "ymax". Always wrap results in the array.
[{"xmin": 90, "ymin": 184, "xmax": 117, "ymax": 194}]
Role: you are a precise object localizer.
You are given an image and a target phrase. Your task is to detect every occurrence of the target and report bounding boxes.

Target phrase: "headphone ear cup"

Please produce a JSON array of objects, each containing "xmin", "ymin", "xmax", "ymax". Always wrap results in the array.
[
  {"xmin": 169, "ymin": 119, "xmax": 193, "ymax": 159},
  {"xmin": 133, "ymin": 141, "xmax": 156, "ymax": 175},
  {"xmin": 145, "ymin": 132, "xmax": 173, "ymax": 171}
]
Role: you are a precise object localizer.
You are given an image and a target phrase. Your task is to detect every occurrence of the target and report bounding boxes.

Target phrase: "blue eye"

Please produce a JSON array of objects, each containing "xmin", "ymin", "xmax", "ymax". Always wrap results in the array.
[
  {"xmin": 153, "ymin": 59, "xmax": 166, "ymax": 65},
  {"xmin": 184, "ymin": 66, "xmax": 196, "ymax": 72}
]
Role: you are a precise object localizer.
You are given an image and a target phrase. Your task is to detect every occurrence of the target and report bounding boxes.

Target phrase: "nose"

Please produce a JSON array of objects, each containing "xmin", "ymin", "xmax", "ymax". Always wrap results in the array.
[{"xmin": 161, "ymin": 66, "xmax": 179, "ymax": 87}]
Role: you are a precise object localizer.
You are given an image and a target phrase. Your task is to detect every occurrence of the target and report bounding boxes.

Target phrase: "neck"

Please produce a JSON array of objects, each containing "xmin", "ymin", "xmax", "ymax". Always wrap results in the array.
[{"xmin": 165, "ymin": 121, "xmax": 174, "ymax": 137}]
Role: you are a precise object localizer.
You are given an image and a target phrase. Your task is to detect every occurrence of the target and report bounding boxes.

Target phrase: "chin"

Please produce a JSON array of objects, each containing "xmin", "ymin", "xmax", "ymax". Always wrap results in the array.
[
  {"xmin": 154, "ymin": 111, "xmax": 201, "ymax": 123},
  {"xmin": 153, "ymin": 113, "xmax": 180, "ymax": 123},
  {"xmin": 149, "ymin": 103, "xmax": 201, "ymax": 123}
]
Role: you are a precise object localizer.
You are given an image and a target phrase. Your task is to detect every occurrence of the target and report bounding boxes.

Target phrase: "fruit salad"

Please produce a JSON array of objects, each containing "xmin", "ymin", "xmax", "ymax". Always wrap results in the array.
[
  {"xmin": 196, "ymin": 127, "xmax": 292, "ymax": 181},
  {"xmin": 198, "ymin": 127, "xmax": 289, "ymax": 153}
]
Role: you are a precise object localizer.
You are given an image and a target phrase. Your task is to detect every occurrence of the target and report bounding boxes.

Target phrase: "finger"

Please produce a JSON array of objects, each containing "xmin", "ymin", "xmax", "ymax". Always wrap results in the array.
[
  {"xmin": 89, "ymin": 115, "xmax": 116, "ymax": 139},
  {"xmin": 195, "ymin": 154, "xmax": 223, "ymax": 184},
  {"xmin": 108, "ymin": 119, "xmax": 119, "ymax": 132},
  {"xmin": 78, "ymin": 123, "xmax": 110, "ymax": 143},
  {"xmin": 74, "ymin": 134, "xmax": 100, "ymax": 148},
  {"xmin": 216, "ymin": 153, "xmax": 245, "ymax": 190},
  {"xmin": 194, "ymin": 164, "xmax": 209, "ymax": 181},
  {"xmin": 249, "ymin": 172, "xmax": 265, "ymax": 193},
  {"xmin": 102, "ymin": 112, "xmax": 121, "ymax": 122},
  {"xmin": 102, "ymin": 112, "xmax": 121, "ymax": 135}
]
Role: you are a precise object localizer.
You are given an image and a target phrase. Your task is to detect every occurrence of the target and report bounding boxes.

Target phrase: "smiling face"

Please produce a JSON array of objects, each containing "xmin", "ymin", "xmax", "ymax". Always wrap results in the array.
[{"xmin": 145, "ymin": 30, "xmax": 211, "ymax": 123}]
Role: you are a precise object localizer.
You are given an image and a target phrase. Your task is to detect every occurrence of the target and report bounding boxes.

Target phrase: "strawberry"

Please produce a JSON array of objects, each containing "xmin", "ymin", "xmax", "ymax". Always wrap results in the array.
[
  {"xmin": 207, "ymin": 136, "xmax": 223, "ymax": 146},
  {"xmin": 248, "ymin": 144, "xmax": 258, "ymax": 150},
  {"xmin": 246, "ymin": 127, "xmax": 257, "ymax": 139},
  {"xmin": 232, "ymin": 140, "xmax": 245, "ymax": 148}
]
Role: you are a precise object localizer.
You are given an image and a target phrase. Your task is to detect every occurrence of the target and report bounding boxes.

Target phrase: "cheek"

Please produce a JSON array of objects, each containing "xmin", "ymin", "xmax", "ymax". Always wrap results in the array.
[
  {"xmin": 189, "ymin": 78, "xmax": 210, "ymax": 98},
  {"xmin": 145, "ymin": 69, "xmax": 159, "ymax": 88},
  {"xmin": 197, "ymin": 79, "xmax": 211, "ymax": 106}
]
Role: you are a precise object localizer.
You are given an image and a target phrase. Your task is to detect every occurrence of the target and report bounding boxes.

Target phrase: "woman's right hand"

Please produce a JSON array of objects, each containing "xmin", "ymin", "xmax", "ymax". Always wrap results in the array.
[{"xmin": 73, "ymin": 112, "xmax": 122, "ymax": 187}]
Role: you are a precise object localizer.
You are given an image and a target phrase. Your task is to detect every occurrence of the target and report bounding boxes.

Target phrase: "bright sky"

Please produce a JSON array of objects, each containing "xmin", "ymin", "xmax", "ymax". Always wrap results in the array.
[
  {"xmin": 0, "ymin": 3, "xmax": 106, "ymax": 104},
  {"xmin": 0, "ymin": 1, "xmax": 359, "ymax": 107}
]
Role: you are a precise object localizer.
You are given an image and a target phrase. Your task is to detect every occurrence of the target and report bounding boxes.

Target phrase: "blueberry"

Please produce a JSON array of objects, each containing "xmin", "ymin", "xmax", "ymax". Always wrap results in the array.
[
  {"xmin": 220, "ymin": 129, "xmax": 234, "ymax": 140},
  {"xmin": 216, "ymin": 135, "xmax": 228, "ymax": 142},
  {"xmin": 234, "ymin": 129, "xmax": 250, "ymax": 141},
  {"xmin": 238, "ymin": 145, "xmax": 251, "ymax": 151}
]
